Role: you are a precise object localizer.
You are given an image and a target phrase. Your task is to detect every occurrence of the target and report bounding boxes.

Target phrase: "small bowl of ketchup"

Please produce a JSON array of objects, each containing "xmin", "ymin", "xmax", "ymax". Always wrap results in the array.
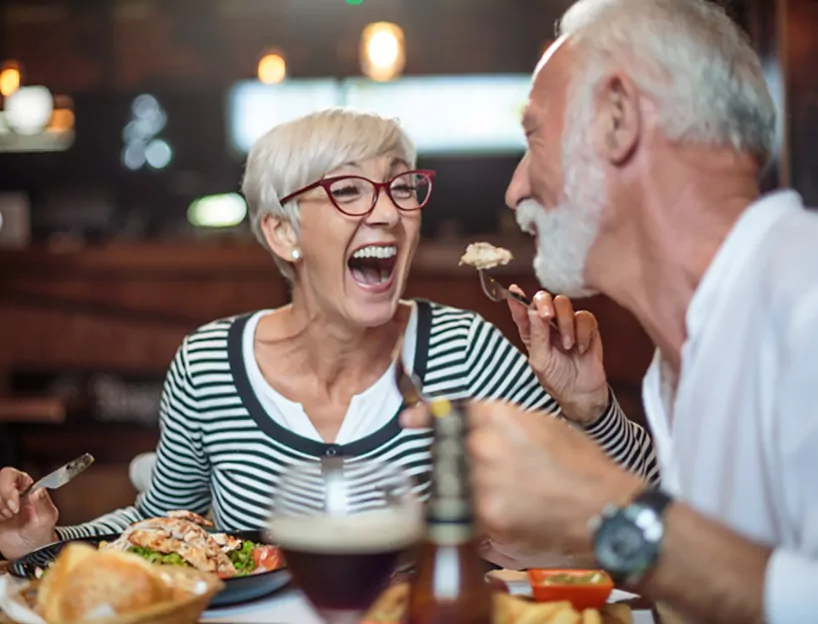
[{"xmin": 527, "ymin": 569, "xmax": 614, "ymax": 611}]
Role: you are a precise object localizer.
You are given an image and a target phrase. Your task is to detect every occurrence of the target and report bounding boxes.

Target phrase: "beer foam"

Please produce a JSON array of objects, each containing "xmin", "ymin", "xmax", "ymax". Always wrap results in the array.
[{"xmin": 267, "ymin": 509, "xmax": 423, "ymax": 554}]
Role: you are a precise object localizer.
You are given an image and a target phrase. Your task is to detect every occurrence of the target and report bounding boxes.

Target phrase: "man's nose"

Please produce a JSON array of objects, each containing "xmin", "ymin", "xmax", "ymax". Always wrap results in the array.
[{"xmin": 505, "ymin": 153, "xmax": 531, "ymax": 210}]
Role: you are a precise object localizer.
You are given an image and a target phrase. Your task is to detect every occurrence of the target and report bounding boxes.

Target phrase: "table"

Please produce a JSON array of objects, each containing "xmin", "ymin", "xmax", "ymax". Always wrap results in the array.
[
  {"xmin": 201, "ymin": 588, "xmax": 658, "ymax": 624},
  {"xmin": 0, "ymin": 570, "xmax": 658, "ymax": 624}
]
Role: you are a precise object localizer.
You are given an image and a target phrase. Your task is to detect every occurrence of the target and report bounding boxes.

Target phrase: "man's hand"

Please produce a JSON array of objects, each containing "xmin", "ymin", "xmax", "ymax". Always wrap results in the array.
[
  {"xmin": 467, "ymin": 401, "xmax": 642, "ymax": 553},
  {"xmin": 508, "ymin": 286, "xmax": 609, "ymax": 425},
  {"xmin": 401, "ymin": 400, "xmax": 643, "ymax": 552},
  {"xmin": 478, "ymin": 535, "xmax": 597, "ymax": 570},
  {"xmin": 0, "ymin": 467, "xmax": 59, "ymax": 559}
]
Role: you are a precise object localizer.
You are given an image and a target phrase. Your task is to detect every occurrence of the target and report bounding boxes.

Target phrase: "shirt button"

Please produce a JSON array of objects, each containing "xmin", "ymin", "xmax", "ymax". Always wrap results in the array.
[{"xmin": 325, "ymin": 445, "xmax": 339, "ymax": 456}]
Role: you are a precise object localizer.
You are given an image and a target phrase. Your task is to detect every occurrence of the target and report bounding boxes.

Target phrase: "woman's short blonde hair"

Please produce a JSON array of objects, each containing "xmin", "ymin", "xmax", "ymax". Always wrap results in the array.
[{"xmin": 241, "ymin": 108, "xmax": 417, "ymax": 283}]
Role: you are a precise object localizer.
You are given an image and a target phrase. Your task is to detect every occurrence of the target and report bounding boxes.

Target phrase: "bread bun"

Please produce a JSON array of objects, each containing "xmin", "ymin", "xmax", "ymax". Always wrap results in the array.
[{"xmin": 37, "ymin": 543, "xmax": 174, "ymax": 623}]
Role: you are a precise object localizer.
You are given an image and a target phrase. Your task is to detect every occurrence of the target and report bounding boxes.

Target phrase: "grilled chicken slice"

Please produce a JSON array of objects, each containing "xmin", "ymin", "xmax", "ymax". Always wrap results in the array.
[
  {"xmin": 211, "ymin": 532, "xmax": 243, "ymax": 553},
  {"xmin": 102, "ymin": 517, "xmax": 236, "ymax": 576},
  {"xmin": 167, "ymin": 509, "xmax": 214, "ymax": 527}
]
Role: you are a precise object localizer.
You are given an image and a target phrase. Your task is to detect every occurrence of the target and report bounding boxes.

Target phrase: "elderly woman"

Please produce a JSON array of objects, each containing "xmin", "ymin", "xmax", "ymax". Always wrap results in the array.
[{"xmin": 0, "ymin": 109, "xmax": 656, "ymax": 560}]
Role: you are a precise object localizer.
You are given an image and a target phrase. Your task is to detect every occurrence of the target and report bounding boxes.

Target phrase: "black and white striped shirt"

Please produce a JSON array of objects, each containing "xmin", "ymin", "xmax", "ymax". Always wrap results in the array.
[{"xmin": 57, "ymin": 300, "xmax": 658, "ymax": 539}]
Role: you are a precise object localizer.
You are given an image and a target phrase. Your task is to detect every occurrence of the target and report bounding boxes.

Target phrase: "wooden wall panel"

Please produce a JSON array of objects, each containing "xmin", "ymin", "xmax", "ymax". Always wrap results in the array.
[{"xmin": 0, "ymin": 241, "xmax": 653, "ymax": 386}]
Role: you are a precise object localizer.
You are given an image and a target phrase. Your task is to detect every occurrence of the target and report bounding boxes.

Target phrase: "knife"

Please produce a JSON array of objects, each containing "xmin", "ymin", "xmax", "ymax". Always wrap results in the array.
[{"xmin": 20, "ymin": 453, "xmax": 95, "ymax": 498}]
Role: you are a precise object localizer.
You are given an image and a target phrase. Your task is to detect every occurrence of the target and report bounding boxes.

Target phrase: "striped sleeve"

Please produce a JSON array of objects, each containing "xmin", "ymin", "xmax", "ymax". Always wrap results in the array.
[
  {"xmin": 462, "ymin": 313, "xmax": 659, "ymax": 484},
  {"xmin": 56, "ymin": 338, "xmax": 212, "ymax": 540},
  {"xmin": 584, "ymin": 389, "xmax": 660, "ymax": 485},
  {"xmin": 463, "ymin": 312, "xmax": 559, "ymax": 413}
]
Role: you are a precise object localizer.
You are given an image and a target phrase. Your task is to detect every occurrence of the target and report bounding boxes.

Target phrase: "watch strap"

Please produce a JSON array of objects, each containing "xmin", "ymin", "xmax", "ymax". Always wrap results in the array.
[
  {"xmin": 621, "ymin": 488, "xmax": 673, "ymax": 585},
  {"xmin": 632, "ymin": 487, "xmax": 673, "ymax": 517}
]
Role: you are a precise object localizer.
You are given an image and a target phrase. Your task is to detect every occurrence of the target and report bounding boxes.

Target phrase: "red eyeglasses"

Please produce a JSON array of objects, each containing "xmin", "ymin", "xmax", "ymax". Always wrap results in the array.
[{"xmin": 279, "ymin": 169, "xmax": 436, "ymax": 217}]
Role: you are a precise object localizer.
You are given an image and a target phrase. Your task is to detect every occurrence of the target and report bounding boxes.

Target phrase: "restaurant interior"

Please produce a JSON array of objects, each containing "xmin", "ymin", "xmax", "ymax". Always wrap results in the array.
[{"xmin": 0, "ymin": 0, "xmax": 815, "ymax": 611}]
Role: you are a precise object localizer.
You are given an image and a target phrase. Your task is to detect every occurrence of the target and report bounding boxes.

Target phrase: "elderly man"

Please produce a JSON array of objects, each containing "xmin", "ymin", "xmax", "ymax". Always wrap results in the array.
[{"xmin": 405, "ymin": 0, "xmax": 817, "ymax": 622}]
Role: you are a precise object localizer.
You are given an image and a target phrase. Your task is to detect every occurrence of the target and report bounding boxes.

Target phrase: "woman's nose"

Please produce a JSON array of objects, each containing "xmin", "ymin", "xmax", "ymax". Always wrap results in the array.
[{"xmin": 365, "ymin": 188, "xmax": 401, "ymax": 226}]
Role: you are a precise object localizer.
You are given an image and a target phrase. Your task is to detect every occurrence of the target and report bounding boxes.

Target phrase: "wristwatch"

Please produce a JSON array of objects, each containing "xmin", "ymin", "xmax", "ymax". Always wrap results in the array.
[{"xmin": 588, "ymin": 488, "xmax": 674, "ymax": 585}]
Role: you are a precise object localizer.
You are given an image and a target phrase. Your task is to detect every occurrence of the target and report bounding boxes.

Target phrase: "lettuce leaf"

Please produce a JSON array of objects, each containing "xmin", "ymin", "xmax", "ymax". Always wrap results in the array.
[
  {"xmin": 227, "ymin": 540, "xmax": 259, "ymax": 576},
  {"xmin": 128, "ymin": 546, "xmax": 192, "ymax": 567},
  {"xmin": 127, "ymin": 540, "xmax": 261, "ymax": 576}
]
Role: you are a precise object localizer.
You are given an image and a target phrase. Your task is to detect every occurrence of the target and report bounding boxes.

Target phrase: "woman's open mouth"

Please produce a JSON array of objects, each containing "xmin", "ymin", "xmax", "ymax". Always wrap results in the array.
[{"xmin": 347, "ymin": 244, "xmax": 398, "ymax": 293}]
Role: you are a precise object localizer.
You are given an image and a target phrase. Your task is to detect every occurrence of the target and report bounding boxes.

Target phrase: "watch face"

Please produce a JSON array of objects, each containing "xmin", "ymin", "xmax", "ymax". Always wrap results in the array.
[{"xmin": 593, "ymin": 515, "xmax": 656, "ymax": 576}]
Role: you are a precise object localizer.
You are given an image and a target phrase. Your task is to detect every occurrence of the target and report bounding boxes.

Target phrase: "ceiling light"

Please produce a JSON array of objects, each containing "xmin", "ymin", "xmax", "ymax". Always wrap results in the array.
[
  {"xmin": 188, "ymin": 193, "xmax": 247, "ymax": 228},
  {"xmin": 4, "ymin": 86, "xmax": 54, "ymax": 135},
  {"xmin": 122, "ymin": 143, "xmax": 146, "ymax": 170},
  {"xmin": 258, "ymin": 52, "xmax": 287, "ymax": 85},
  {"xmin": 0, "ymin": 63, "xmax": 21, "ymax": 97},
  {"xmin": 145, "ymin": 139, "xmax": 172, "ymax": 169},
  {"xmin": 360, "ymin": 22, "xmax": 405, "ymax": 82}
]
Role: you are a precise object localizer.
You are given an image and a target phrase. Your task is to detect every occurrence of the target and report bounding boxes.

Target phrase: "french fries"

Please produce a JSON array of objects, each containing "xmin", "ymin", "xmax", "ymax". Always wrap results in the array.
[{"xmin": 364, "ymin": 582, "xmax": 631, "ymax": 624}]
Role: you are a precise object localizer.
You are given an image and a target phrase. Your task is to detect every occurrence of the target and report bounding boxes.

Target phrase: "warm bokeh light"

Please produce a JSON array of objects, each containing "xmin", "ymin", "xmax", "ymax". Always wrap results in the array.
[
  {"xmin": 258, "ymin": 52, "xmax": 287, "ymax": 85},
  {"xmin": 47, "ymin": 108, "xmax": 75, "ymax": 133},
  {"xmin": 360, "ymin": 22, "xmax": 405, "ymax": 82},
  {"xmin": 0, "ymin": 64, "xmax": 21, "ymax": 97}
]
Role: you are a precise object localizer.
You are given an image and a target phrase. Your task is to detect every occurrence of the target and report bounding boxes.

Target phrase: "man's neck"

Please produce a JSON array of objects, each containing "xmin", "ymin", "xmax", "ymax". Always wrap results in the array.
[{"xmin": 589, "ymin": 154, "xmax": 759, "ymax": 375}]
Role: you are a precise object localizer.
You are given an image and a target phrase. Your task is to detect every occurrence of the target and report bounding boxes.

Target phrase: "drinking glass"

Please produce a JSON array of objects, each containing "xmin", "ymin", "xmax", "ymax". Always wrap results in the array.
[{"xmin": 267, "ymin": 458, "xmax": 422, "ymax": 624}]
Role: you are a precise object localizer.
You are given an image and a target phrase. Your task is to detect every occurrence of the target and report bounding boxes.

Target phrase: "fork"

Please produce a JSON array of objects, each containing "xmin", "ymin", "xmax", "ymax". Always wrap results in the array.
[
  {"xmin": 393, "ymin": 348, "xmax": 429, "ymax": 407},
  {"xmin": 477, "ymin": 269, "xmax": 560, "ymax": 331}
]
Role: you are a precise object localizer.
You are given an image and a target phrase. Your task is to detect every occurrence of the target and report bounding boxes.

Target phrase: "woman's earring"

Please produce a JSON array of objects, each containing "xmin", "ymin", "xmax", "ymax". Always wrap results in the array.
[{"xmin": 291, "ymin": 249, "xmax": 301, "ymax": 261}]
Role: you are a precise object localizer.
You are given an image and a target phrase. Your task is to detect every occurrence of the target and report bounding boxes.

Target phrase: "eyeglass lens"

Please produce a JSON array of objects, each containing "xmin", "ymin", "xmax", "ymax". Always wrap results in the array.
[{"xmin": 328, "ymin": 172, "xmax": 432, "ymax": 215}]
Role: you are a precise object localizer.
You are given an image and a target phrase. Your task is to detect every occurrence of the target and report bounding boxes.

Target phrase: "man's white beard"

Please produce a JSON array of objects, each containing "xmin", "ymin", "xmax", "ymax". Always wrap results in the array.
[{"xmin": 515, "ymin": 96, "xmax": 605, "ymax": 299}]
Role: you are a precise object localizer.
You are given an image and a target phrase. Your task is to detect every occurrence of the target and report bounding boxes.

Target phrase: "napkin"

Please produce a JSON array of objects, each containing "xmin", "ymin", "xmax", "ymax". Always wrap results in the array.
[{"xmin": 0, "ymin": 575, "xmax": 47, "ymax": 624}]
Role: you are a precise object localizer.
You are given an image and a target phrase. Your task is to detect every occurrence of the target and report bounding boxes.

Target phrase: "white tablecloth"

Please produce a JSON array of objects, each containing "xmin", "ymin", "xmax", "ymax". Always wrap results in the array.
[
  {"xmin": 200, "ymin": 587, "xmax": 656, "ymax": 624},
  {"xmin": 200, "ymin": 588, "xmax": 324, "ymax": 624}
]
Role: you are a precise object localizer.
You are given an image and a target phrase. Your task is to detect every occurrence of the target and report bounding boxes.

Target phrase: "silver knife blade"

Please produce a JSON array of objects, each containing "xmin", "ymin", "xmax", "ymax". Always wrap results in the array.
[{"xmin": 21, "ymin": 453, "xmax": 94, "ymax": 498}]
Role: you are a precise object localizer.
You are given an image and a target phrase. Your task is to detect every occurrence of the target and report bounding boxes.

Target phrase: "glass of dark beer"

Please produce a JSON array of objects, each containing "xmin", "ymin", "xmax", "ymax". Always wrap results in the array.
[{"xmin": 266, "ymin": 458, "xmax": 422, "ymax": 624}]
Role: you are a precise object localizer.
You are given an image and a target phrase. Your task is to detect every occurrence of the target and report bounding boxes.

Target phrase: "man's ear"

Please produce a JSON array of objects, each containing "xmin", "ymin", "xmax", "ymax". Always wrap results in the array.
[
  {"xmin": 593, "ymin": 73, "xmax": 640, "ymax": 166},
  {"xmin": 260, "ymin": 213, "xmax": 299, "ymax": 261}
]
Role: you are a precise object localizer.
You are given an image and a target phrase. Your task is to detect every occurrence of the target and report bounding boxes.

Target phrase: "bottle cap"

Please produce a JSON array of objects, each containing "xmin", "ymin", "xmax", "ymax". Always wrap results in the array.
[{"xmin": 430, "ymin": 398, "xmax": 452, "ymax": 418}]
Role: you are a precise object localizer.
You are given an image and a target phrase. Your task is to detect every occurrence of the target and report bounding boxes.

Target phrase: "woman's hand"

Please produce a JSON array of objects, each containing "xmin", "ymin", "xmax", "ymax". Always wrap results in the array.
[
  {"xmin": 0, "ymin": 467, "xmax": 59, "ymax": 560},
  {"xmin": 507, "ymin": 286, "xmax": 609, "ymax": 426}
]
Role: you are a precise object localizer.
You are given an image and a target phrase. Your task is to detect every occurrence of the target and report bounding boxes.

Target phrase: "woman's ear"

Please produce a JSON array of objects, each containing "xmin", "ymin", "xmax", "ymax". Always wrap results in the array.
[{"xmin": 260, "ymin": 214, "xmax": 300, "ymax": 262}]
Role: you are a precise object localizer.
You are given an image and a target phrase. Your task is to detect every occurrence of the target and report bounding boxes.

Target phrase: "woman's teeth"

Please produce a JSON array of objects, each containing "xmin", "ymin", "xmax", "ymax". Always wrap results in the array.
[
  {"xmin": 348, "ymin": 245, "xmax": 397, "ymax": 286},
  {"xmin": 351, "ymin": 245, "xmax": 397, "ymax": 260}
]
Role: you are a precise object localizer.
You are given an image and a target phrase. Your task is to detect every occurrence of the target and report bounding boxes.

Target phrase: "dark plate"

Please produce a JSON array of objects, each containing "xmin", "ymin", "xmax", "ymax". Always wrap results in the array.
[{"xmin": 9, "ymin": 529, "xmax": 291, "ymax": 607}]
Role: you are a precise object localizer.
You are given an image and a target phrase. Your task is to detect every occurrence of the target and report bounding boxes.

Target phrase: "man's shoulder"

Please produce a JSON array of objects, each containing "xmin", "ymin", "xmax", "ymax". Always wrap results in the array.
[
  {"xmin": 751, "ymin": 208, "xmax": 818, "ymax": 345},
  {"xmin": 760, "ymin": 206, "xmax": 818, "ymax": 296}
]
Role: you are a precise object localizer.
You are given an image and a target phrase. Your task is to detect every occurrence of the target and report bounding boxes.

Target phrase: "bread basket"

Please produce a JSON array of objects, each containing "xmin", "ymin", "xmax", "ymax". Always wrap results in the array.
[{"xmin": 1, "ymin": 565, "xmax": 223, "ymax": 624}]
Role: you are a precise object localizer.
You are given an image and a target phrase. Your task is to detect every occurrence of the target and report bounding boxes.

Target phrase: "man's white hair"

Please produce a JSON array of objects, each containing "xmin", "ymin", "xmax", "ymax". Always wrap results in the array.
[
  {"xmin": 557, "ymin": 0, "xmax": 777, "ymax": 165},
  {"xmin": 241, "ymin": 108, "xmax": 417, "ymax": 283}
]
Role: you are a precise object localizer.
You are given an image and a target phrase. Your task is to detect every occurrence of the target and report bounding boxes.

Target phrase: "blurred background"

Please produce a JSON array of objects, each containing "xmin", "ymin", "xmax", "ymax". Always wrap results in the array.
[{"xmin": 0, "ymin": 0, "xmax": 815, "ymax": 524}]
